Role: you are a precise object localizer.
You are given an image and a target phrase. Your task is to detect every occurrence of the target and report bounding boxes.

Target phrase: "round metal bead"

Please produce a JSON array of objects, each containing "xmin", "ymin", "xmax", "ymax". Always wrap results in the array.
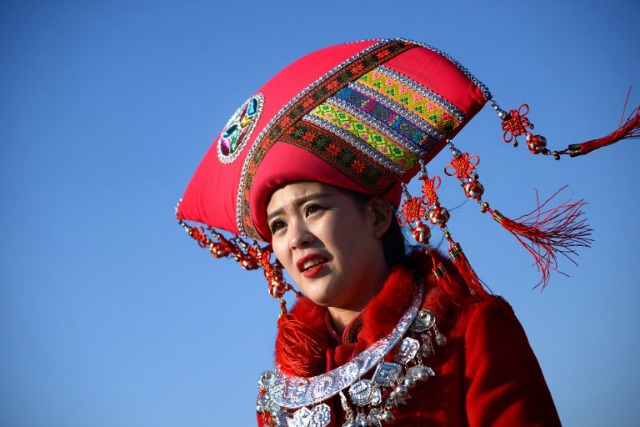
[
  {"xmin": 420, "ymin": 344, "xmax": 433, "ymax": 357},
  {"xmin": 404, "ymin": 377, "xmax": 416, "ymax": 388},
  {"xmin": 435, "ymin": 334, "xmax": 448, "ymax": 346},
  {"xmin": 381, "ymin": 410, "xmax": 396, "ymax": 423},
  {"xmin": 394, "ymin": 385, "xmax": 408, "ymax": 397},
  {"xmin": 527, "ymin": 134, "xmax": 548, "ymax": 154},
  {"xmin": 464, "ymin": 180, "xmax": 484, "ymax": 199},
  {"xmin": 412, "ymin": 223, "xmax": 431, "ymax": 244},
  {"xmin": 210, "ymin": 246, "xmax": 229, "ymax": 258},
  {"xmin": 414, "ymin": 366, "xmax": 429, "ymax": 381},
  {"xmin": 428, "ymin": 205, "xmax": 450, "ymax": 226},
  {"xmin": 269, "ymin": 280, "xmax": 286, "ymax": 298},
  {"xmin": 240, "ymin": 257, "xmax": 258, "ymax": 270}
]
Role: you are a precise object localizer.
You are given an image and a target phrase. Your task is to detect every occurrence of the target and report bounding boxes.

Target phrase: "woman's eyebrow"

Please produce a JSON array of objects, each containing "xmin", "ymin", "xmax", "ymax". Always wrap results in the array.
[{"xmin": 266, "ymin": 193, "xmax": 332, "ymax": 223}]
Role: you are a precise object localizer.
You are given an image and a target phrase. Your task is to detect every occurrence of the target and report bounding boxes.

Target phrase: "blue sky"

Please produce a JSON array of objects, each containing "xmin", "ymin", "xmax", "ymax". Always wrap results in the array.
[{"xmin": 1, "ymin": 0, "xmax": 639, "ymax": 426}]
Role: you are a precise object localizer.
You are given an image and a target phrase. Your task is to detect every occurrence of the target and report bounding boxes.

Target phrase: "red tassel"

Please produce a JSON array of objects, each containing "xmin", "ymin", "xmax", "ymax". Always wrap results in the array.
[
  {"xmin": 427, "ymin": 249, "xmax": 472, "ymax": 303},
  {"xmin": 275, "ymin": 314, "xmax": 326, "ymax": 376},
  {"xmin": 482, "ymin": 186, "xmax": 593, "ymax": 289},
  {"xmin": 448, "ymin": 241, "xmax": 489, "ymax": 299},
  {"xmin": 567, "ymin": 90, "xmax": 640, "ymax": 157}
]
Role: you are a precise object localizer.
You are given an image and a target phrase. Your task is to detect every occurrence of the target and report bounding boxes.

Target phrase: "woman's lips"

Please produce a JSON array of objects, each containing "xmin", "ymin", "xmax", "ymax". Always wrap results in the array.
[
  {"xmin": 297, "ymin": 255, "xmax": 328, "ymax": 278},
  {"xmin": 302, "ymin": 262, "xmax": 326, "ymax": 278}
]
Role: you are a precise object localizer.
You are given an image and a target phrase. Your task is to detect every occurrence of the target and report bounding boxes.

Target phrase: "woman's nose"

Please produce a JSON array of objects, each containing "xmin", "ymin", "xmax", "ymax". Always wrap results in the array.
[{"xmin": 288, "ymin": 222, "xmax": 314, "ymax": 250}]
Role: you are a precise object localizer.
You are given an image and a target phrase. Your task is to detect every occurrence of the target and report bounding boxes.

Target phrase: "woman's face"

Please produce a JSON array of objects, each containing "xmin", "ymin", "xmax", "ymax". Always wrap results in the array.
[{"xmin": 266, "ymin": 182, "xmax": 390, "ymax": 312}]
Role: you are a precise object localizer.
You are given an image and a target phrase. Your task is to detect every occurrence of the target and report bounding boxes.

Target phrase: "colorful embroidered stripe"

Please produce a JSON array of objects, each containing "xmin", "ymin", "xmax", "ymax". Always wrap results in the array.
[
  {"xmin": 349, "ymin": 83, "xmax": 447, "ymax": 143},
  {"xmin": 357, "ymin": 68, "xmax": 461, "ymax": 133},
  {"xmin": 310, "ymin": 102, "xmax": 420, "ymax": 171},
  {"xmin": 333, "ymin": 86, "xmax": 434, "ymax": 149},
  {"xmin": 239, "ymin": 40, "xmax": 417, "ymax": 238},
  {"xmin": 304, "ymin": 114, "xmax": 404, "ymax": 176},
  {"xmin": 279, "ymin": 121, "xmax": 399, "ymax": 195},
  {"xmin": 376, "ymin": 65, "xmax": 467, "ymax": 123}
]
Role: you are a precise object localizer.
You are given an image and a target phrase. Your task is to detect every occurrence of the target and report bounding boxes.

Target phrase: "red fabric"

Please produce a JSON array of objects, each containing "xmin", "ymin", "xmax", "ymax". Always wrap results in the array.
[{"xmin": 259, "ymin": 253, "xmax": 561, "ymax": 426}]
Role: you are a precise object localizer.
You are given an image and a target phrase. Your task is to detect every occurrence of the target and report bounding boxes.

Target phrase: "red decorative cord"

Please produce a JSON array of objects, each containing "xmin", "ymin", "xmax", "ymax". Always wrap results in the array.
[
  {"xmin": 420, "ymin": 174, "xmax": 441, "ymax": 207},
  {"xmin": 501, "ymin": 104, "xmax": 533, "ymax": 144},
  {"xmin": 497, "ymin": 90, "xmax": 639, "ymax": 159},
  {"xmin": 177, "ymin": 211, "xmax": 298, "ymax": 314},
  {"xmin": 443, "ymin": 140, "xmax": 592, "ymax": 288},
  {"xmin": 398, "ymin": 196, "xmax": 426, "ymax": 226},
  {"xmin": 445, "ymin": 152, "xmax": 479, "ymax": 180},
  {"xmin": 399, "ymin": 166, "xmax": 486, "ymax": 296}
]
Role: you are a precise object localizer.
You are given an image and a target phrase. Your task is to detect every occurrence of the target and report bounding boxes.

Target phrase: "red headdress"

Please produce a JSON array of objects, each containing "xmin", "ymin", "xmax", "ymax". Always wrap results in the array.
[{"xmin": 176, "ymin": 38, "xmax": 636, "ymax": 310}]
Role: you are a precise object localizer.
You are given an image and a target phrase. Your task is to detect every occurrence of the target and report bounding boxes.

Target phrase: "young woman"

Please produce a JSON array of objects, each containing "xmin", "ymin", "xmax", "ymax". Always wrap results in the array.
[
  {"xmin": 255, "ymin": 180, "xmax": 560, "ymax": 426},
  {"xmin": 176, "ymin": 38, "xmax": 629, "ymax": 426}
]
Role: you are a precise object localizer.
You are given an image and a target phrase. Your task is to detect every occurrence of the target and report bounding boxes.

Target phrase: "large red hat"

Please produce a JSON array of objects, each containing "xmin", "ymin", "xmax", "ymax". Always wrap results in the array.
[{"xmin": 177, "ymin": 39, "xmax": 490, "ymax": 241}]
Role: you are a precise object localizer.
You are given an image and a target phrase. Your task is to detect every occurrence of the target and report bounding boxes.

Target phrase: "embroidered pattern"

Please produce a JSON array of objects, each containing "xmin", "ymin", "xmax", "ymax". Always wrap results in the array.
[
  {"xmin": 279, "ymin": 120, "xmax": 400, "ymax": 195},
  {"xmin": 333, "ymin": 86, "xmax": 433, "ymax": 149},
  {"xmin": 305, "ymin": 114, "xmax": 404, "ymax": 176},
  {"xmin": 309, "ymin": 102, "xmax": 420, "ymax": 171},
  {"xmin": 238, "ymin": 40, "xmax": 416, "ymax": 238},
  {"xmin": 351, "ymin": 82, "xmax": 446, "ymax": 146},
  {"xmin": 218, "ymin": 94, "xmax": 264, "ymax": 163},
  {"xmin": 357, "ymin": 67, "xmax": 462, "ymax": 134}
]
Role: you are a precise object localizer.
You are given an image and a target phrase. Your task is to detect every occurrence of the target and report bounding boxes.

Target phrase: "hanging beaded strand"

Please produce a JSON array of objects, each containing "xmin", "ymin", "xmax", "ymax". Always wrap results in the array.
[
  {"xmin": 442, "ymin": 140, "xmax": 593, "ymax": 289},
  {"xmin": 176, "ymin": 203, "xmax": 300, "ymax": 315},
  {"xmin": 491, "ymin": 94, "xmax": 640, "ymax": 159},
  {"xmin": 398, "ymin": 161, "xmax": 486, "ymax": 297}
]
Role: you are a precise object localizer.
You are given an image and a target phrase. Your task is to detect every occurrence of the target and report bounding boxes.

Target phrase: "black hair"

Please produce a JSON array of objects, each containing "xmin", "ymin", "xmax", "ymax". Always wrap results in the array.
[{"xmin": 382, "ymin": 211, "xmax": 409, "ymax": 268}]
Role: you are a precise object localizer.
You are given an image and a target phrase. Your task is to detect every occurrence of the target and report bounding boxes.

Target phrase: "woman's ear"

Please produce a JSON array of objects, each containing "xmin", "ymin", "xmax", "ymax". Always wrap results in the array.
[{"xmin": 366, "ymin": 197, "xmax": 394, "ymax": 239}]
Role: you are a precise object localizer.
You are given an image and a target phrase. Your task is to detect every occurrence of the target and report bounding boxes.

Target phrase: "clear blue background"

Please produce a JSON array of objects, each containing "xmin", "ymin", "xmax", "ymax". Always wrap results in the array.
[{"xmin": 2, "ymin": 0, "xmax": 639, "ymax": 426}]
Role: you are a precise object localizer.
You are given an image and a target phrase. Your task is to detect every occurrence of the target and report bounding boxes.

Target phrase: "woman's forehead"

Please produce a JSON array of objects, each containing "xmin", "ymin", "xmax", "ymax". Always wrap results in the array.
[{"xmin": 267, "ymin": 182, "xmax": 350, "ymax": 212}]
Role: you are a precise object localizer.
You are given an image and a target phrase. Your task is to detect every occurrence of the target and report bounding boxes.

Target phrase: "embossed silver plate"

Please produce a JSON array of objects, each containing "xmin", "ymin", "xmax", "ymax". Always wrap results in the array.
[{"xmin": 267, "ymin": 279, "xmax": 423, "ymax": 408}]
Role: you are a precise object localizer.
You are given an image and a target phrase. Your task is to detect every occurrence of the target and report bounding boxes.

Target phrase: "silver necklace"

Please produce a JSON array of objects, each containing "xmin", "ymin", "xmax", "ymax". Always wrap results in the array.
[{"xmin": 257, "ymin": 278, "xmax": 447, "ymax": 427}]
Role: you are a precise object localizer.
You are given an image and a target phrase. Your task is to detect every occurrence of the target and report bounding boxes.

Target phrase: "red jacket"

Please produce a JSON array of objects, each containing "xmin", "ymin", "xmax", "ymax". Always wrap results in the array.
[{"xmin": 258, "ymin": 254, "xmax": 561, "ymax": 426}]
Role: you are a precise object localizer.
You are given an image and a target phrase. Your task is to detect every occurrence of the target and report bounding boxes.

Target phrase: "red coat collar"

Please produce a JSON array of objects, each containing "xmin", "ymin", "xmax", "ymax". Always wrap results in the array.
[{"xmin": 275, "ymin": 252, "xmax": 465, "ymax": 376}]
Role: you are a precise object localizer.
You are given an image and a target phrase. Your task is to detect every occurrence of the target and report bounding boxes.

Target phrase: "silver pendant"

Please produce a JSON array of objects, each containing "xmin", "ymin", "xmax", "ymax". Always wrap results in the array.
[
  {"xmin": 289, "ymin": 403, "xmax": 332, "ymax": 427},
  {"xmin": 349, "ymin": 379, "xmax": 374, "ymax": 406},
  {"xmin": 372, "ymin": 362, "xmax": 402, "ymax": 387},
  {"xmin": 290, "ymin": 407, "xmax": 311, "ymax": 427},
  {"xmin": 406, "ymin": 365, "xmax": 435, "ymax": 382},
  {"xmin": 309, "ymin": 403, "xmax": 331, "ymax": 427},
  {"xmin": 394, "ymin": 337, "xmax": 420, "ymax": 364},
  {"xmin": 410, "ymin": 309, "xmax": 436, "ymax": 332}
]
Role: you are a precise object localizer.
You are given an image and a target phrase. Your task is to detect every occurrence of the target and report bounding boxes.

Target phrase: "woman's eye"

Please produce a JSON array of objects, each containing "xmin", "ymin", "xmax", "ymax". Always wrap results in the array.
[
  {"xmin": 305, "ymin": 204, "xmax": 322, "ymax": 216},
  {"xmin": 269, "ymin": 220, "xmax": 285, "ymax": 233}
]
